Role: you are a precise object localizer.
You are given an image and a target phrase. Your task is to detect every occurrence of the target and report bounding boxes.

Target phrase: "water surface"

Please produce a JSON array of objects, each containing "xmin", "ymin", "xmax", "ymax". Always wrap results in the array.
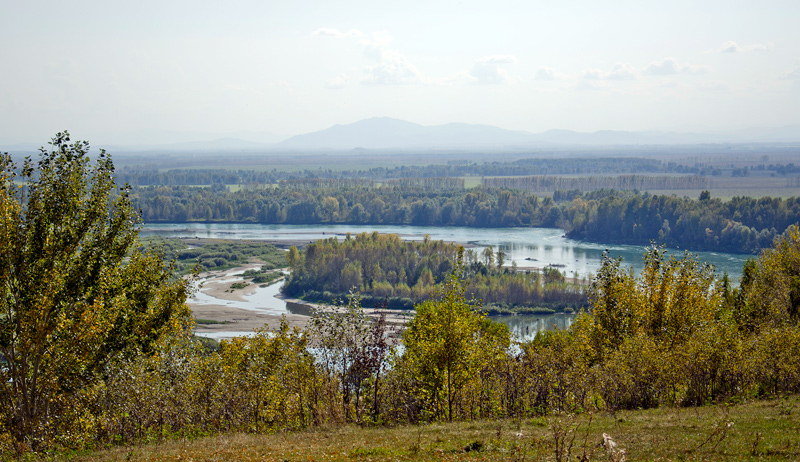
[{"xmin": 143, "ymin": 223, "xmax": 749, "ymax": 280}]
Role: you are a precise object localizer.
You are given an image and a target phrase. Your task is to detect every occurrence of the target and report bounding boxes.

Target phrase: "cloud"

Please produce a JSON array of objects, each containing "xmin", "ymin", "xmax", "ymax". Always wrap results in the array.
[
  {"xmin": 718, "ymin": 40, "xmax": 772, "ymax": 53},
  {"xmin": 362, "ymin": 30, "xmax": 393, "ymax": 60},
  {"xmin": 719, "ymin": 41, "xmax": 741, "ymax": 53},
  {"xmin": 313, "ymin": 28, "xmax": 363, "ymax": 38},
  {"xmin": 336, "ymin": 31, "xmax": 423, "ymax": 85},
  {"xmin": 580, "ymin": 68, "xmax": 603, "ymax": 80},
  {"xmin": 361, "ymin": 49, "xmax": 425, "ymax": 85},
  {"xmin": 643, "ymin": 57, "xmax": 680, "ymax": 75},
  {"xmin": 606, "ymin": 62, "xmax": 638, "ymax": 80},
  {"xmin": 325, "ymin": 74, "xmax": 349, "ymax": 89},
  {"xmin": 781, "ymin": 67, "xmax": 800, "ymax": 80},
  {"xmin": 535, "ymin": 66, "xmax": 558, "ymax": 80},
  {"xmin": 467, "ymin": 55, "xmax": 518, "ymax": 84},
  {"xmin": 579, "ymin": 63, "xmax": 638, "ymax": 81},
  {"xmin": 642, "ymin": 57, "xmax": 709, "ymax": 75}
]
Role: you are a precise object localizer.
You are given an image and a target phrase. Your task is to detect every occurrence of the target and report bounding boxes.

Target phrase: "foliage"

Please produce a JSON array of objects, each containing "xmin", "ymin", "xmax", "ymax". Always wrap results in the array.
[
  {"xmin": 100, "ymin": 318, "xmax": 314, "ymax": 441},
  {"xmin": 584, "ymin": 245, "xmax": 724, "ymax": 361},
  {"xmin": 736, "ymin": 224, "xmax": 800, "ymax": 329},
  {"xmin": 115, "ymin": 157, "xmax": 672, "ymax": 186},
  {"xmin": 402, "ymin": 255, "xmax": 510, "ymax": 421},
  {"xmin": 283, "ymin": 232, "xmax": 586, "ymax": 312},
  {"xmin": 7, "ymin": 134, "xmax": 800, "ymax": 455},
  {"xmin": 0, "ymin": 133, "xmax": 191, "ymax": 449},
  {"xmin": 173, "ymin": 238, "xmax": 285, "ymax": 273},
  {"xmin": 130, "ymin": 181, "xmax": 800, "ymax": 254},
  {"xmin": 308, "ymin": 293, "xmax": 395, "ymax": 423}
]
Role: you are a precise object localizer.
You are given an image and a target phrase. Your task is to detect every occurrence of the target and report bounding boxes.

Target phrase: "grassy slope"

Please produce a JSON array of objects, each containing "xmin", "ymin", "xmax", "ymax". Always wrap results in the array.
[{"xmin": 65, "ymin": 396, "xmax": 800, "ymax": 461}]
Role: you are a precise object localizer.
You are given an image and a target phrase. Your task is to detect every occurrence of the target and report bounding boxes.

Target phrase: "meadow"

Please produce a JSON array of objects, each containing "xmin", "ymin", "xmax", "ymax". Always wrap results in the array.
[{"xmin": 63, "ymin": 396, "xmax": 800, "ymax": 461}]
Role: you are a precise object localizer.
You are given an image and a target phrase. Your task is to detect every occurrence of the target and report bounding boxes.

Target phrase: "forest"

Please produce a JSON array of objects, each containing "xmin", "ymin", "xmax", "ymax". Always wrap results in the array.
[
  {"xmin": 4, "ymin": 136, "xmax": 800, "ymax": 458},
  {"xmin": 282, "ymin": 231, "xmax": 586, "ymax": 312},
  {"xmin": 114, "ymin": 157, "xmax": 682, "ymax": 185},
  {"xmin": 129, "ymin": 183, "xmax": 800, "ymax": 254},
  {"xmin": 114, "ymin": 156, "xmax": 800, "ymax": 185}
]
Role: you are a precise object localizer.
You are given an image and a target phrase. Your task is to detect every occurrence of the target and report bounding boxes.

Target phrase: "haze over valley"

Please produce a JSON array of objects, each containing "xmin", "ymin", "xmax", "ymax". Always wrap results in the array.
[{"xmin": 4, "ymin": 2, "xmax": 800, "ymax": 459}]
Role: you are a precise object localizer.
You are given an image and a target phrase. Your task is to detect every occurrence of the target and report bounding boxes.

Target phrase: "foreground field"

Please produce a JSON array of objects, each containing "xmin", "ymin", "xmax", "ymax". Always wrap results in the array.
[{"xmin": 67, "ymin": 396, "xmax": 800, "ymax": 461}]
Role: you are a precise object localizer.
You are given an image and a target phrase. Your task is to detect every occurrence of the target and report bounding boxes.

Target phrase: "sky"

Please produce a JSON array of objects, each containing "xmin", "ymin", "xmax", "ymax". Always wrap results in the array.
[{"xmin": 1, "ymin": 0, "xmax": 799, "ymax": 145}]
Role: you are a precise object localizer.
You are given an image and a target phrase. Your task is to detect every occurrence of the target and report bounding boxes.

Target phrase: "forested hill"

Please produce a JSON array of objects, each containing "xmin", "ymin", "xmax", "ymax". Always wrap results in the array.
[{"xmin": 130, "ymin": 184, "xmax": 800, "ymax": 254}]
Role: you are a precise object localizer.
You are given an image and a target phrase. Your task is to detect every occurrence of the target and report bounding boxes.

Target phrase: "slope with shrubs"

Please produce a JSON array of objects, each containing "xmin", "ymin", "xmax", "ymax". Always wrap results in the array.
[{"xmin": 9, "ymin": 228, "xmax": 800, "ymax": 457}]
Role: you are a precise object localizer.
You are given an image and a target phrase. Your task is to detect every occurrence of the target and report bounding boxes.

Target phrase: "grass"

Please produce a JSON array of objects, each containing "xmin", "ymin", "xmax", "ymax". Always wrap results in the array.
[{"xmin": 59, "ymin": 395, "xmax": 800, "ymax": 461}]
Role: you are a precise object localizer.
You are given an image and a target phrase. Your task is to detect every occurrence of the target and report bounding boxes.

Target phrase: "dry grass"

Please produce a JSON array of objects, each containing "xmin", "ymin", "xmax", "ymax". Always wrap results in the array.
[{"xmin": 51, "ymin": 395, "xmax": 800, "ymax": 461}]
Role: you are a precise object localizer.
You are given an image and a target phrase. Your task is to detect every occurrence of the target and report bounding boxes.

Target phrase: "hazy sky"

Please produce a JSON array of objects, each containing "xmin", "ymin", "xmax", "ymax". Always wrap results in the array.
[{"xmin": 2, "ymin": 0, "xmax": 799, "ymax": 144}]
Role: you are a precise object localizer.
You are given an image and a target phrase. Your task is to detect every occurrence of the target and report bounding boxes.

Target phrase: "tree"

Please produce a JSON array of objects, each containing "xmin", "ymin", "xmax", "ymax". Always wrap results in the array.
[
  {"xmin": 736, "ymin": 224, "xmax": 800, "ymax": 329},
  {"xmin": 309, "ymin": 293, "xmax": 392, "ymax": 422},
  {"xmin": 496, "ymin": 248, "xmax": 506, "ymax": 269},
  {"xmin": 582, "ymin": 246, "xmax": 723, "ymax": 361},
  {"xmin": 402, "ymin": 251, "xmax": 509, "ymax": 421},
  {"xmin": 0, "ymin": 133, "xmax": 191, "ymax": 446}
]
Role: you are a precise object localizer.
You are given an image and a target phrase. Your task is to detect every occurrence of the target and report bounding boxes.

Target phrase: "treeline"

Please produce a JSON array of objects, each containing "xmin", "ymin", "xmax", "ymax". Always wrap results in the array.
[
  {"xmin": 131, "ymin": 184, "xmax": 558, "ymax": 227},
  {"xmin": 282, "ymin": 232, "xmax": 586, "ymax": 312},
  {"xmin": 564, "ymin": 192, "xmax": 800, "ymax": 253},
  {"xmin": 278, "ymin": 176, "xmax": 464, "ymax": 190},
  {"xmin": 130, "ymin": 184, "xmax": 800, "ymax": 254},
  {"xmin": 114, "ymin": 157, "xmax": 691, "ymax": 186},
  {"xmin": 483, "ymin": 174, "xmax": 709, "ymax": 192},
  {"xmin": 20, "ymin": 228, "xmax": 800, "ymax": 455}
]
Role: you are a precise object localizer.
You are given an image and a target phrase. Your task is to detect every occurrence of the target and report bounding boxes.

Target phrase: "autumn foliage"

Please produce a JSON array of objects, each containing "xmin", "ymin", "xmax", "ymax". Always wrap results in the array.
[{"xmin": 3, "ymin": 135, "xmax": 800, "ymax": 456}]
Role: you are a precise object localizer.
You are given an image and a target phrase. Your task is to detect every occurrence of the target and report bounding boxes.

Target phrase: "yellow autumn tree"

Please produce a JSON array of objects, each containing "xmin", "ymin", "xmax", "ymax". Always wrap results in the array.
[{"xmin": 401, "ymin": 251, "xmax": 509, "ymax": 421}]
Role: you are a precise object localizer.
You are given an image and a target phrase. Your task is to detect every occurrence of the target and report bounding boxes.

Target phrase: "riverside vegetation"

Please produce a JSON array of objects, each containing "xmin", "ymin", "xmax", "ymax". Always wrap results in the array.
[
  {"xmin": 281, "ymin": 231, "xmax": 586, "ymax": 313},
  {"xmin": 3, "ymin": 136, "xmax": 800, "ymax": 459},
  {"xmin": 129, "ymin": 182, "xmax": 800, "ymax": 254}
]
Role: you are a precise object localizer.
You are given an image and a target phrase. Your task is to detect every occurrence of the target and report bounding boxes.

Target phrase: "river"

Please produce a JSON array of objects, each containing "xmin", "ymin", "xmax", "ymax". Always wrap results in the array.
[{"xmin": 142, "ymin": 223, "xmax": 751, "ymax": 339}]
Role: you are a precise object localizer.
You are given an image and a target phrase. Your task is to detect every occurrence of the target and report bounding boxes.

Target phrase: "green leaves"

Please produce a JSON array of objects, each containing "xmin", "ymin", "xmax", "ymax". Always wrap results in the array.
[
  {"xmin": 0, "ymin": 134, "xmax": 191, "ymax": 447},
  {"xmin": 402, "ymin": 254, "xmax": 509, "ymax": 421}
]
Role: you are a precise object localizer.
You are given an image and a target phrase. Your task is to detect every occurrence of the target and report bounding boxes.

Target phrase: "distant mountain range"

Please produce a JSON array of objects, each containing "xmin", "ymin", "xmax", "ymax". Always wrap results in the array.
[
  {"xmin": 2, "ymin": 118, "xmax": 799, "ymax": 152},
  {"xmin": 278, "ymin": 117, "xmax": 800, "ymax": 150}
]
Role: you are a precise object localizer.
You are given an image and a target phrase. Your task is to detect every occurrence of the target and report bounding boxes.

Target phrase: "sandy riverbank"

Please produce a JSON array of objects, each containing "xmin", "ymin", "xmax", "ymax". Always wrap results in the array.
[
  {"xmin": 190, "ymin": 262, "xmax": 309, "ymax": 336},
  {"xmin": 189, "ymin": 261, "xmax": 410, "ymax": 339}
]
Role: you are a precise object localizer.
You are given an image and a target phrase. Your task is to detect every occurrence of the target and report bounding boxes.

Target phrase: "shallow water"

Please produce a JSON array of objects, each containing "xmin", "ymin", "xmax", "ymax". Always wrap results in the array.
[
  {"xmin": 143, "ymin": 223, "xmax": 749, "ymax": 280},
  {"xmin": 163, "ymin": 223, "xmax": 748, "ymax": 340}
]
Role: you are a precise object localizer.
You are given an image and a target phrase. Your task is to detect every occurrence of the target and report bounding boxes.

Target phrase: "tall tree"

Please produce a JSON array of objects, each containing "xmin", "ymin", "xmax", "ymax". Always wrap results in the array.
[
  {"xmin": 0, "ymin": 133, "xmax": 191, "ymax": 446},
  {"xmin": 402, "ymin": 252, "xmax": 509, "ymax": 421}
]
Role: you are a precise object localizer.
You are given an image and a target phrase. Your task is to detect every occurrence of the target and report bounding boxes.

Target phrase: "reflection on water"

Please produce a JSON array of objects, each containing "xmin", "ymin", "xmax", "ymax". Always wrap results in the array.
[
  {"xmin": 490, "ymin": 313, "xmax": 576, "ymax": 342},
  {"xmin": 143, "ymin": 223, "xmax": 748, "ymax": 281},
  {"xmin": 197, "ymin": 331, "xmax": 259, "ymax": 340},
  {"xmin": 169, "ymin": 223, "xmax": 750, "ymax": 340}
]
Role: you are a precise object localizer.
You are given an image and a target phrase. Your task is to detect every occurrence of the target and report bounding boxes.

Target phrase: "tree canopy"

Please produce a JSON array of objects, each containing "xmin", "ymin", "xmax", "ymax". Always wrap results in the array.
[{"xmin": 0, "ymin": 133, "xmax": 191, "ymax": 447}]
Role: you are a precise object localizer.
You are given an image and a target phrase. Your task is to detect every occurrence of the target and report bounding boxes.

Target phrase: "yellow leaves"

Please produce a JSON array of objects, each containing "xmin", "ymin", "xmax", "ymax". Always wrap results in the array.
[
  {"xmin": 740, "ymin": 224, "xmax": 800, "ymax": 327},
  {"xmin": 586, "ymin": 246, "xmax": 725, "ymax": 361}
]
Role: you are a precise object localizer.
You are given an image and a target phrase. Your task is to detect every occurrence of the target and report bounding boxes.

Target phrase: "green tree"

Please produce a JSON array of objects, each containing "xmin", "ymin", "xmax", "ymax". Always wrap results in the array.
[
  {"xmin": 0, "ymin": 133, "xmax": 191, "ymax": 446},
  {"xmin": 402, "ymin": 252, "xmax": 509, "ymax": 421},
  {"xmin": 737, "ymin": 224, "xmax": 800, "ymax": 329}
]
